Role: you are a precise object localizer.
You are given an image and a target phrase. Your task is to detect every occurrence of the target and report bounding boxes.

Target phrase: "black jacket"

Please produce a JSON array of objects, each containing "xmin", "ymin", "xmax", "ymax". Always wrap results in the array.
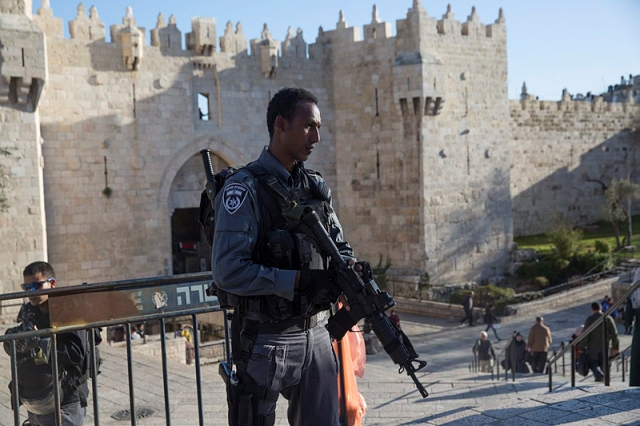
[
  {"xmin": 483, "ymin": 308, "xmax": 498, "ymax": 325},
  {"xmin": 504, "ymin": 337, "xmax": 528, "ymax": 373},
  {"xmin": 4, "ymin": 303, "xmax": 88, "ymax": 406}
]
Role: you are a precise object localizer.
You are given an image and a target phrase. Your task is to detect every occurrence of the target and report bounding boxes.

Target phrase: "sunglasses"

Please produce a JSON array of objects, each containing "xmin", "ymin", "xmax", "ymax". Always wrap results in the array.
[{"xmin": 21, "ymin": 278, "xmax": 54, "ymax": 292}]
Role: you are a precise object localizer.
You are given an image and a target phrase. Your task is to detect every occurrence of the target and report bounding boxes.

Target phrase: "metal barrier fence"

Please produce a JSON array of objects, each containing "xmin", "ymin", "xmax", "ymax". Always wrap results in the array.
[{"xmin": 0, "ymin": 272, "xmax": 225, "ymax": 426}]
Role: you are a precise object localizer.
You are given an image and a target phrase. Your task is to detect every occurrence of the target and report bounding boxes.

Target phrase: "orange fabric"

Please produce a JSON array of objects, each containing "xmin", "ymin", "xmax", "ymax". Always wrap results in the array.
[{"xmin": 334, "ymin": 324, "xmax": 367, "ymax": 426}]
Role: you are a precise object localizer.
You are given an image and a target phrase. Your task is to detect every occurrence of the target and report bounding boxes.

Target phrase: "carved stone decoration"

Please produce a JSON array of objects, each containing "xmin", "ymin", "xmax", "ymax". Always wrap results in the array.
[
  {"xmin": 69, "ymin": 4, "xmax": 105, "ymax": 41},
  {"xmin": 67, "ymin": 157, "xmax": 81, "ymax": 171},
  {"xmin": 131, "ymin": 156, "xmax": 145, "ymax": 170}
]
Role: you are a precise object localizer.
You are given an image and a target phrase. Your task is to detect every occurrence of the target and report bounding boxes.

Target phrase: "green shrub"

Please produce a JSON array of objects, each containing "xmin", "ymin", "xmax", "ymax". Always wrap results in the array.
[
  {"xmin": 574, "ymin": 252, "xmax": 614, "ymax": 274},
  {"xmin": 517, "ymin": 259, "xmax": 561, "ymax": 282},
  {"xmin": 594, "ymin": 240, "xmax": 611, "ymax": 254},
  {"xmin": 546, "ymin": 224, "xmax": 583, "ymax": 261},
  {"xmin": 534, "ymin": 276, "xmax": 550, "ymax": 290},
  {"xmin": 475, "ymin": 284, "xmax": 515, "ymax": 306}
]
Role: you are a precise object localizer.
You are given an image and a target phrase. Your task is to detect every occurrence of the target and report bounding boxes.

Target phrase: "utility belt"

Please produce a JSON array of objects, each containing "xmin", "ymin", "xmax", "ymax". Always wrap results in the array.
[{"xmin": 241, "ymin": 312, "xmax": 321, "ymax": 335}]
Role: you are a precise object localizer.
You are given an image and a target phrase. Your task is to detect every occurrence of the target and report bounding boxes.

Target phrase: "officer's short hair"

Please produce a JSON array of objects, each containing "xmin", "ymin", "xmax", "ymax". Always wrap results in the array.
[
  {"xmin": 23, "ymin": 261, "xmax": 55, "ymax": 278},
  {"xmin": 591, "ymin": 302, "xmax": 601, "ymax": 311},
  {"xmin": 267, "ymin": 87, "xmax": 318, "ymax": 141},
  {"xmin": 536, "ymin": 316, "xmax": 543, "ymax": 323}
]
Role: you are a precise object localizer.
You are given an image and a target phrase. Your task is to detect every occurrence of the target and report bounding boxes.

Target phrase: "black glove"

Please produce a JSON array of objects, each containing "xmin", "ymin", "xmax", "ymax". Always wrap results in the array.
[{"xmin": 299, "ymin": 269, "xmax": 340, "ymax": 305}]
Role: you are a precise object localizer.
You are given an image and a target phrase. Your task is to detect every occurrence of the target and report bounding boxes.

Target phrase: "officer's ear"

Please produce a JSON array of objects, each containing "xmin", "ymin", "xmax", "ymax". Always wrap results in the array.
[
  {"xmin": 275, "ymin": 115, "xmax": 289, "ymax": 133},
  {"xmin": 49, "ymin": 278, "xmax": 56, "ymax": 289}
]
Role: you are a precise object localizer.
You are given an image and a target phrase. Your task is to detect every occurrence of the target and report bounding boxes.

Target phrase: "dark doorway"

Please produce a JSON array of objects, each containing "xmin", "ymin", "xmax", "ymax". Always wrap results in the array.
[{"xmin": 171, "ymin": 208, "xmax": 211, "ymax": 274}]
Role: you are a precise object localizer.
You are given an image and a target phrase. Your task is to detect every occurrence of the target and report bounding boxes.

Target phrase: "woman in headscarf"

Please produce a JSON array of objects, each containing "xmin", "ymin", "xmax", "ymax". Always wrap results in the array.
[{"xmin": 624, "ymin": 268, "xmax": 640, "ymax": 386}]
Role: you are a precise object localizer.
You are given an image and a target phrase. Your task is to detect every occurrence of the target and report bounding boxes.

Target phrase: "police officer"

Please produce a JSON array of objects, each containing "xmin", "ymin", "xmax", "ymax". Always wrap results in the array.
[
  {"xmin": 211, "ymin": 88, "xmax": 354, "ymax": 426},
  {"xmin": 4, "ymin": 261, "xmax": 89, "ymax": 425}
]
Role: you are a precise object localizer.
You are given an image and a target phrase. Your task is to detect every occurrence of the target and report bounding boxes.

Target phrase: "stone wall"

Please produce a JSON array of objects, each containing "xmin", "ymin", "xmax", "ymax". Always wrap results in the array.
[
  {"xmin": 0, "ymin": 5, "xmax": 48, "ymax": 317},
  {"xmin": 510, "ymin": 96, "xmax": 640, "ymax": 236}
]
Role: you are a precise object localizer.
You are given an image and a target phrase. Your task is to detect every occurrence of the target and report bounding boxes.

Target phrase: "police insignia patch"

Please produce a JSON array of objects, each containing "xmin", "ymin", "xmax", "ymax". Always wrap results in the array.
[{"xmin": 223, "ymin": 183, "xmax": 248, "ymax": 214}]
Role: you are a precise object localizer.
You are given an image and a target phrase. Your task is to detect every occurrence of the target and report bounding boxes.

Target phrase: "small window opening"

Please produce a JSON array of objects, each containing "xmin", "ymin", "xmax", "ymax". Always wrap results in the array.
[
  {"xmin": 198, "ymin": 93, "xmax": 210, "ymax": 121},
  {"xmin": 375, "ymin": 88, "xmax": 379, "ymax": 116},
  {"xmin": 21, "ymin": 48, "xmax": 25, "ymax": 67},
  {"xmin": 399, "ymin": 98, "xmax": 408, "ymax": 117},
  {"xmin": 412, "ymin": 97, "xmax": 421, "ymax": 116}
]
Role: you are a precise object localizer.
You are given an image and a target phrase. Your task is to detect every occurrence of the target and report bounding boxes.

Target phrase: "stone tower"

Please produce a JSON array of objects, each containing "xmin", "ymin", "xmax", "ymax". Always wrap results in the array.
[{"xmin": 0, "ymin": 0, "xmax": 48, "ymax": 315}]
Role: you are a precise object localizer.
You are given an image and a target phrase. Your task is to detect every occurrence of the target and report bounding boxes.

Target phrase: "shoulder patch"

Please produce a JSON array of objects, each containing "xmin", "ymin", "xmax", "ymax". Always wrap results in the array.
[{"xmin": 223, "ymin": 183, "xmax": 249, "ymax": 214}]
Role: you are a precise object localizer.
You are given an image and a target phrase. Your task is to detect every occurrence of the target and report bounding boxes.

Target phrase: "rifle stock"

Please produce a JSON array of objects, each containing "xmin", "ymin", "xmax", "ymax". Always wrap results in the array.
[{"xmin": 284, "ymin": 204, "xmax": 429, "ymax": 398}]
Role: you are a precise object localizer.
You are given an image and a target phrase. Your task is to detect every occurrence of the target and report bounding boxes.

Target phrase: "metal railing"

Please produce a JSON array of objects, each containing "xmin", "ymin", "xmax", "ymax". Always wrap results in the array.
[
  {"xmin": 613, "ymin": 344, "xmax": 632, "ymax": 382},
  {"xmin": 546, "ymin": 277, "xmax": 640, "ymax": 392},
  {"xmin": 0, "ymin": 272, "xmax": 225, "ymax": 426}
]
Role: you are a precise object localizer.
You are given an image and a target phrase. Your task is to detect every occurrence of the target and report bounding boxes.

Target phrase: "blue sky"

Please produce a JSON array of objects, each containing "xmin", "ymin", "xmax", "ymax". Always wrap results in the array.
[{"xmin": 35, "ymin": 0, "xmax": 640, "ymax": 101}]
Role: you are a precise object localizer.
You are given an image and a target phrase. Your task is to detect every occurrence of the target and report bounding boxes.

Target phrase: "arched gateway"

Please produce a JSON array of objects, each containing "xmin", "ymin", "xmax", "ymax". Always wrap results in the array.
[{"xmin": 158, "ymin": 136, "xmax": 249, "ymax": 275}]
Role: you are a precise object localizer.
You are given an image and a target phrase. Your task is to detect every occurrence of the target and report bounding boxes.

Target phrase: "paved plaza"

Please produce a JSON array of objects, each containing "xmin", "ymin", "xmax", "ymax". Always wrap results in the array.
[{"xmin": 0, "ymin": 301, "xmax": 638, "ymax": 425}]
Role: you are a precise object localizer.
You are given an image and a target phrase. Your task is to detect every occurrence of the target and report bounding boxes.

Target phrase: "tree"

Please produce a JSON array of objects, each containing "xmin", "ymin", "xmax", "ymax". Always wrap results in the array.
[{"xmin": 603, "ymin": 179, "xmax": 640, "ymax": 249}]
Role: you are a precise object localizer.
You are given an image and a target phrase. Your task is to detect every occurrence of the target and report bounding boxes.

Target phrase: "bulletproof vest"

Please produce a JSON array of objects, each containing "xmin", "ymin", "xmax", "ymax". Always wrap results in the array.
[{"xmin": 219, "ymin": 163, "xmax": 334, "ymax": 322}]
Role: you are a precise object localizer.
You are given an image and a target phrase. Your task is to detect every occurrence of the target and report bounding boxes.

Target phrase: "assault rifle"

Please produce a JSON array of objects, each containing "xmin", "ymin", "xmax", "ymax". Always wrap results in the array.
[
  {"xmin": 4, "ymin": 305, "xmax": 47, "ymax": 365},
  {"xmin": 283, "ymin": 204, "xmax": 429, "ymax": 398}
]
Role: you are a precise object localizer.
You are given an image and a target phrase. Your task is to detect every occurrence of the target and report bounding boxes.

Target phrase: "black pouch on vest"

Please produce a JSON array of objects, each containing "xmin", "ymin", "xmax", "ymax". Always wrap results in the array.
[{"xmin": 264, "ymin": 229, "xmax": 295, "ymax": 269}]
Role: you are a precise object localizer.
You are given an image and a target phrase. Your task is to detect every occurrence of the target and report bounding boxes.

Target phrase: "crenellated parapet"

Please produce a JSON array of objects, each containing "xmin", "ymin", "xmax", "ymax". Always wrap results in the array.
[
  {"xmin": 461, "ymin": 6, "xmax": 484, "ymax": 37},
  {"xmin": 69, "ymin": 3, "xmax": 105, "ymax": 41},
  {"xmin": 364, "ymin": 5, "xmax": 391, "ymax": 40},
  {"xmin": 0, "ymin": 4, "xmax": 47, "ymax": 111},
  {"xmin": 396, "ymin": 1, "xmax": 437, "ymax": 52},
  {"xmin": 436, "ymin": 5, "xmax": 461, "ymax": 36},
  {"xmin": 486, "ymin": 8, "xmax": 505, "ymax": 38},
  {"xmin": 282, "ymin": 27, "xmax": 306, "ymax": 58},
  {"xmin": 219, "ymin": 21, "xmax": 247, "ymax": 56},
  {"xmin": 514, "ymin": 86, "xmax": 639, "ymax": 115},
  {"xmin": 186, "ymin": 17, "xmax": 216, "ymax": 56},
  {"xmin": 21, "ymin": 1, "xmax": 507, "ymax": 77},
  {"xmin": 34, "ymin": 0, "xmax": 63, "ymax": 38},
  {"xmin": 436, "ymin": 4, "xmax": 504, "ymax": 39},
  {"xmin": 150, "ymin": 13, "xmax": 181, "ymax": 53}
]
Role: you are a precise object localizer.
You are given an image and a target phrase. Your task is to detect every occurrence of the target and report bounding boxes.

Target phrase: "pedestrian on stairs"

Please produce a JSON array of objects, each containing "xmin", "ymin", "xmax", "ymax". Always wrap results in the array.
[
  {"xmin": 473, "ymin": 331, "xmax": 496, "ymax": 372},
  {"xmin": 527, "ymin": 316, "xmax": 552, "ymax": 373},
  {"xmin": 483, "ymin": 304, "xmax": 501, "ymax": 342},
  {"xmin": 580, "ymin": 302, "xmax": 619, "ymax": 382}
]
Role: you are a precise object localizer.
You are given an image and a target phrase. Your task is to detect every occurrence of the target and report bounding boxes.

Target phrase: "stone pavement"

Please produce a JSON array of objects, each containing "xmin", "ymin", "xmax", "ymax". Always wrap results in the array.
[{"xmin": 0, "ymin": 300, "xmax": 638, "ymax": 425}]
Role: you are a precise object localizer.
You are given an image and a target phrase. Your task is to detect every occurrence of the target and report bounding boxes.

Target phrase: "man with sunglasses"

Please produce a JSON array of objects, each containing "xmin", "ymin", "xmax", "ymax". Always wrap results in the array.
[{"xmin": 3, "ymin": 261, "xmax": 88, "ymax": 425}]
